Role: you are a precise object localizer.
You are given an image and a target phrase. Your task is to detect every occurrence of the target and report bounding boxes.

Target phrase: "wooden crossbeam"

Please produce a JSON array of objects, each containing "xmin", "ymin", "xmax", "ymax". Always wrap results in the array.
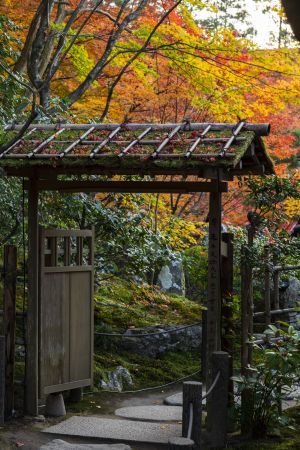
[
  {"xmin": 23, "ymin": 180, "xmax": 228, "ymax": 193},
  {"xmin": 5, "ymin": 122, "xmax": 271, "ymax": 136}
]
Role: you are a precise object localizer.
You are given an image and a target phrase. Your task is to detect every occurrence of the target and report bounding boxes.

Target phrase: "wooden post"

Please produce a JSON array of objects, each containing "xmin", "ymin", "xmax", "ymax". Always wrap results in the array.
[
  {"xmin": 264, "ymin": 246, "xmax": 271, "ymax": 328},
  {"xmin": 3, "ymin": 245, "xmax": 17, "ymax": 419},
  {"xmin": 201, "ymin": 310, "xmax": 207, "ymax": 380},
  {"xmin": 241, "ymin": 245, "xmax": 249, "ymax": 374},
  {"xmin": 220, "ymin": 233, "xmax": 234, "ymax": 418},
  {"xmin": 221, "ymin": 233, "xmax": 234, "ymax": 356},
  {"xmin": 25, "ymin": 178, "xmax": 39, "ymax": 416},
  {"xmin": 206, "ymin": 187, "xmax": 222, "ymax": 386},
  {"xmin": 0, "ymin": 336, "xmax": 5, "ymax": 426},
  {"xmin": 182, "ymin": 381, "xmax": 202, "ymax": 449},
  {"xmin": 206, "ymin": 351, "xmax": 230, "ymax": 448},
  {"xmin": 69, "ymin": 387, "xmax": 83, "ymax": 403},
  {"xmin": 273, "ymin": 270, "xmax": 280, "ymax": 310},
  {"xmin": 247, "ymin": 228, "xmax": 254, "ymax": 366}
]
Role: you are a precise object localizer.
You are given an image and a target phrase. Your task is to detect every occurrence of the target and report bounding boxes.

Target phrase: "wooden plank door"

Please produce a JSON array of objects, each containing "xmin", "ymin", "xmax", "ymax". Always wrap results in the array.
[{"xmin": 39, "ymin": 229, "xmax": 94, "ymax": 396}]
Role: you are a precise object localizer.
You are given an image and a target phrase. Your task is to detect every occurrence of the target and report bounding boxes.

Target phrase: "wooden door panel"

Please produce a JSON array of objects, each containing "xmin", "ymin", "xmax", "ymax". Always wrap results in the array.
[
  {"xmin": 40, "ymin": 272, "xmax": 70, "ymax": 394},
  {"xmin": 69, "ymin": 271, "xmax": 92, "ymax": 381}
]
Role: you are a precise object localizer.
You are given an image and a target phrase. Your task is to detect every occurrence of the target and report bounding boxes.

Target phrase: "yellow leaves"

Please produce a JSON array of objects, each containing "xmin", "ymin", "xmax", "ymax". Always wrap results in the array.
[
  {"xmin": 284, "ymin": 198, "xmax": 300, "ymax": 219},
  {"xmin": 68, "ymin": 44, "xmax": 95, "ymax": 83},
  {"xmin": 161, "ymin": 217, "xmax": 199, "ymax": 251}
]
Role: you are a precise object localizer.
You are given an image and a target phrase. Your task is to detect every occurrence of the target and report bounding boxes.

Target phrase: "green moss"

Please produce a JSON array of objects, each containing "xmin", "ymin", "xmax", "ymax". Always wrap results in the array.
[
  {"xmin": 94, "ymin": 277, "xmax": 203, "ymax": 331},
  {"xmin": 232, "ymin": 132, "xmax": 256, "ymax": 167},
  {"xmin": 0, "ymin": 131, "xmax": 272, "ymax": 174},
  {"xmin": 93, "ymin": 349, "xmax": 200, "ymax": 390},
  {"xmin": 93, "ymin": 278, "xmax": 202, "ymax": 391}
]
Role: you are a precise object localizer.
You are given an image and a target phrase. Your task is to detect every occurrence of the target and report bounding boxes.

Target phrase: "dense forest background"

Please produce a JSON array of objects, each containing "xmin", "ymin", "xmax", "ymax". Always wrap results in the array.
[{"xmin": 0, "ymin": 0, "xmax": 300, "ymax": 279}]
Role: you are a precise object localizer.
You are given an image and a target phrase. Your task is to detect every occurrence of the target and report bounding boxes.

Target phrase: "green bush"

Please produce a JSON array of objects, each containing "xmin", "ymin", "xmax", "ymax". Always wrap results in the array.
[
  {"xmin": 234, "ymin": 325, "xmax": 300, "ymax": 438},
  {"xmin": 182, "ymin": 245, "xmax": 208, "ymax": 302}
]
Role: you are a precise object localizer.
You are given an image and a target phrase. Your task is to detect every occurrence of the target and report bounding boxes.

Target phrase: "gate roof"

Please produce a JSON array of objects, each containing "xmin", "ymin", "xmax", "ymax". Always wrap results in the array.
[{"xmin": 1, "ymin": 121, "xmax": 274, "ymax": 179}]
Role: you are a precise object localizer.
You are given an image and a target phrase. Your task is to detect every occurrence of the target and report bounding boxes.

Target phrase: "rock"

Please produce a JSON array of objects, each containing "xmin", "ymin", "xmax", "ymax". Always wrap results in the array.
[
  {"xmin": 157, "ymin": 258, "xmax": 185, "ymax": 296},
  {"xmin": 279, "ymin": 277, "xmax": 300, "ymax": 328},
  {"xmin": 100, "ymin": 366, "xmax": 133, "ymax": 392},
  {"xmin": 35, "ymin": 414, "xmax": 46, "ymax": 422},
  {"xmin": 39, "ymin": 440, "xmax": 132, "ymax": 450},
  {"xmin": 45, "ymin": 393, "xmax": 66, "ymax": 417},
  {"xmin": 122, "ymin": 324, "xmax": 201, "ymax": 357},
  {"xmin": 282, "ymin": 383, "xmax": 300, "ymax": 400}
]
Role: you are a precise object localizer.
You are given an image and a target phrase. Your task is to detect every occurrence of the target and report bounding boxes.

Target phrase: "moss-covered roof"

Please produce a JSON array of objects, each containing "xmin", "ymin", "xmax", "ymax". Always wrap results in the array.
[{"xmin": 0, "ymin": 122, "xmax": 274, "ymax": 177}]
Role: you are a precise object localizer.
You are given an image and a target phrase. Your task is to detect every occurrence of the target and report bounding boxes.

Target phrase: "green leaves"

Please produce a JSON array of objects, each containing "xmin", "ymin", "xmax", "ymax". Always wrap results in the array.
[
  {"xmin": 246, "ymin": 175, "xmax": 300, "ymax": 225},
  {"xmin": 236, "ymin": 324, "xmax": 300, "ymax": 437}
]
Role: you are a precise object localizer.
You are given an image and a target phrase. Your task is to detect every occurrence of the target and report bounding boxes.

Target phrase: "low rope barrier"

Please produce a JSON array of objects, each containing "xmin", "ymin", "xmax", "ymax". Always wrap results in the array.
[
  {"xmin": 84, "ymin": 369, "xmax": 201, "ymax": 395},
  {"xmin": 187, "ymin": 402, "xmax": 193, "ymax": 440},
  {"xmin": 202, "ymin": 370, "xmax": 220, "ymax": 401}
]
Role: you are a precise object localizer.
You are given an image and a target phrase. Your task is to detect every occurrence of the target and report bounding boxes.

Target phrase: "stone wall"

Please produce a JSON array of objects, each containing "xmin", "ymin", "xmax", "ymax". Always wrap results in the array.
[{"xmin": 121, "ymin": 324, "xmax": 202, "ymax": 357}]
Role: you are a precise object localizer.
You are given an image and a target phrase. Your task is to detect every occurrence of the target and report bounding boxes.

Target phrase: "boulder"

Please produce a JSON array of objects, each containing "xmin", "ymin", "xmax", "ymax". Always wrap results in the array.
[
  {"xmin": 100, "ymin": 366, "xmax": 133, "ymax": 392},
  {"xmin": 279, "ymin": 277, "xmax": 300, "ymax": 328},
  {"xmin": 157, "ymin": 259, "xmax": 185, "ymax": 296}
]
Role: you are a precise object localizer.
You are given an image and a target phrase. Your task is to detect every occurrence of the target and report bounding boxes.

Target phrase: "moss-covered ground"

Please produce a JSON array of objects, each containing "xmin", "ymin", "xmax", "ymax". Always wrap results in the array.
[
  {"xmin": 93, "ymin": 278, "xmax": 203, "ymax": 389},
  {"xmin": 93, "ymin": 349, "xmax": 200, "ymax": 390},
  {"xmin": 94, "ymin": 277, "xmax": 203, "ymax": 330}
]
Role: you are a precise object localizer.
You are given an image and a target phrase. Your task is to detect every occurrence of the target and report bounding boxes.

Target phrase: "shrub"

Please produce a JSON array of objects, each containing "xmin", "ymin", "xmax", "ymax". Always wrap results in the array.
[{"xmin": 234, "ymin": 325, "xmax": 300, "ymax": 438}]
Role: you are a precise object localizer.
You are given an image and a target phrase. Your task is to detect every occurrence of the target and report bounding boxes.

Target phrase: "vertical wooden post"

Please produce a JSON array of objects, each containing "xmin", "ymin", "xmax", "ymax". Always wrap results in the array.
[
  {"xmin": 273, "ymin": 270, "xmax": 280, "ymax": 310},
  {"xmin": 201, "ymin": 310, "xmax": 207, "ymax": 380},
  {"xmin": 206, "ymin": 351, "xmax": 230, "ymax": 448},
  {"xmin": 3, "ymin": 245, "xmax": 17, "ymax": 418},
  {"xmin": 241, "ymin": 245, "xmax": 249, "ymax": 374},
  {"xmin": 220, "ymin": 233, "xmax": 234, "ymax": 412},
  {"xmin": 25, "ymin": 178, "xmax": 39, "ymax": 416},
  {"xmin": 0, "ymin": 336, "xmax": 5, "ymax": 426},
  {"xmin": 220, "ymin": 233, "xmax": 234, "ymax": 355},
  {"xmin": 264, "ymin": 246, "xmax": 271, "ymax": 328},
  {"xmin": 182, "ymin": 381, "xmax": 202, "ymax": 449},
  {"xmin": 247, "ymin": 228, "xmax": 254, "ymax": 366},
  {"xmin": 206, "ymin": 187, "xmax": 222, "ymax": 386}
]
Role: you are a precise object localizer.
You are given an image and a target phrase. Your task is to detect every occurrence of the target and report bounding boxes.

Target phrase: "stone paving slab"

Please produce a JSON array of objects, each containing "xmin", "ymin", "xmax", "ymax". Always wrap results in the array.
[
  {"xmin": 115, "ymin": 405, "xmax": 182, "ymax": 422},
  {"xmin": 164, "ymin": 392, "xmax": 183, "ymax": 406},
  {"xmin": 164, "ymin": 390, "xmax": 206, "ymax": 407},
  {"xmin": 40, "ymin": 440, "xmax": 131, "ymax": 450},
  {"xmin": 43, "ymin": 416, "xmax": 181, "ymax": 444}
]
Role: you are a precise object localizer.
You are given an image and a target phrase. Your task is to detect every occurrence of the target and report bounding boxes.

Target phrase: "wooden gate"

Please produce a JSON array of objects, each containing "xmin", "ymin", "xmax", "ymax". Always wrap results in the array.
[{"xmin": 39, "ymin": 229, "xmax": 94, "ymax": 396}]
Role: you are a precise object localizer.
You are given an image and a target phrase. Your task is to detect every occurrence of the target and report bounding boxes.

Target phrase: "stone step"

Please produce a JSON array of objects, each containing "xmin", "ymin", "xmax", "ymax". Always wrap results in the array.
[
  {"xmin": 43, "ymin": 416, "xmax": 181, "ymax": 445},
  {"xmin": 40, "ymin": 440, "xmax": 131, "ymax": 450},
  {"xmin": 164, "ymin": 392, "xmax": 183, "ymax": 407},
  {"xmin": 115, "ymin": 405, "xmax": 182, "ymax": 422},
  {"xmin": 164, "ymin": 391, "xmax": 207, "ymax": 407}
]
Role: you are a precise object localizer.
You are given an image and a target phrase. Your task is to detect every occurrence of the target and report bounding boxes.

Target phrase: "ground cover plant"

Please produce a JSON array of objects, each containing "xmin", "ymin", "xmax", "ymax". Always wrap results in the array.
[
  {"xmin": 234, "ymin": 324, "xmax": 300, "ymax": 438},
  {"xmin": 93, "ymin": 277, "xmax": 203, "ymax": 389}
]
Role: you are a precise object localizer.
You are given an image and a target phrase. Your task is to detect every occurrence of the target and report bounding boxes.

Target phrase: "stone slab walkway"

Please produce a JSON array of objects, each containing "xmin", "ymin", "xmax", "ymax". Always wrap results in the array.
[
  {"xmin": 115, "ymin": 405, "xmax": 182, "ymax": 422},
  {"xmin": 43, "ymin": 416, "xmax": 182, "ymax": 444},
  {"xmin": 164, "ymin": 392, "xmax": 183, "ymax": 406},
  {"xmin": 164, "ymin": 389, "xmax": 207, "ymax": 407},
  {"xmin": 40, "ymin": 440, "xmax": 131, "ymax": 450}
]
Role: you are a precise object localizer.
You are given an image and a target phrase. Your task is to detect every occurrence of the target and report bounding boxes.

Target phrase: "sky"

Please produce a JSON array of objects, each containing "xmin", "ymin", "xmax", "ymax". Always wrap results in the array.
[
  {"xmin": 200, "ymin": 0, "xmax": 294, "ymax": 48},
  {"xmin": 246, "ymin": 0, "xmax": 279, "ymax": 47}
]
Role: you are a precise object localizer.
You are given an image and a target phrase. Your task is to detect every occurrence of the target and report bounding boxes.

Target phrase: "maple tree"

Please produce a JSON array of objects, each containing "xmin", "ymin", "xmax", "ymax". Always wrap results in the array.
[{"xmin": 0, "ymin": 0, "xmax": 300, "ymax": 227}]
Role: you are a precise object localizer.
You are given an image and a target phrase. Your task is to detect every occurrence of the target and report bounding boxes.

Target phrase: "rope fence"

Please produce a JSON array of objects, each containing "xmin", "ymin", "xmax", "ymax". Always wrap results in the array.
[{"xmin": 84, "ymin": 369, "xmax": 201, "ymax": 396}]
